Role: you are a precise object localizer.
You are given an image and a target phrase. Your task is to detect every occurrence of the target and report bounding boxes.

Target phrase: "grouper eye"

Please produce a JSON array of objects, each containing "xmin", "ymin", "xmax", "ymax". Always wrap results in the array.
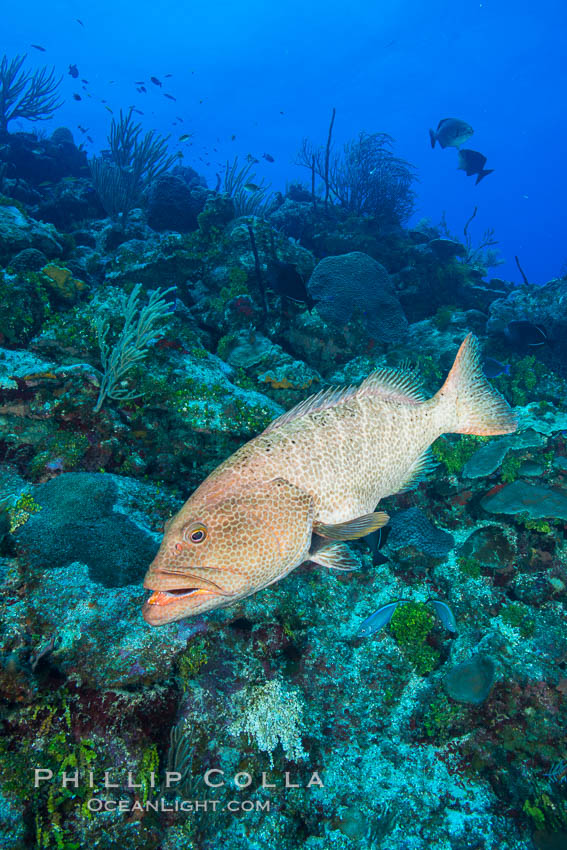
[{"xmin": 184, "ymin": 522, "xmax": 207, "ymax": 544}]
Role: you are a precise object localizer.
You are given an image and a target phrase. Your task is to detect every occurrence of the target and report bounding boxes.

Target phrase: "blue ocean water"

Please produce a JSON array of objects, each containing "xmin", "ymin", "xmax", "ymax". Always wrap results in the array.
[{"xmin": 4, "ymin": 0, "xmax": 567, "ymax": 282}]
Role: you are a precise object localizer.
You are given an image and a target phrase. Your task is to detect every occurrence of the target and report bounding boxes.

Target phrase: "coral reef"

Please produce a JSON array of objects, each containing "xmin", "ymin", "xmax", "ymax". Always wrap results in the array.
[{"xmin": 0, "ymin": 112, "xmax": 565, "ymax": 850}]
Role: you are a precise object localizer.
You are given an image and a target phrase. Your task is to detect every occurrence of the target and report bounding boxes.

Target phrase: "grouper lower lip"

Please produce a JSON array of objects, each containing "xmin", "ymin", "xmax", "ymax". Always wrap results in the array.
[
  {"xmin": 142, "ymin": 588, "xmax": 220, "ymax": 625},
  {"xmin": 142, "ymin": 568, "xmax": 236, "ymax": 624}
]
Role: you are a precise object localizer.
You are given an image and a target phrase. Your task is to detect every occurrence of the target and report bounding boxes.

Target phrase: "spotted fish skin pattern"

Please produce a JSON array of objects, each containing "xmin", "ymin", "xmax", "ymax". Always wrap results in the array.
[{"xmin": 143, "ymin": 334, "xmax": 517, "ymax": 625}]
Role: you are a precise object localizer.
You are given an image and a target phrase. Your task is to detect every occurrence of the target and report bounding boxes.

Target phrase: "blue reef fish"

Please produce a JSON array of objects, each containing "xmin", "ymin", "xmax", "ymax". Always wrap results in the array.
[
  {"xmin": 358, "ymin": 597, "xmax": 457, "ymax": 638},
  {"xmin": 357, "ymin": 601, "xmax": 408, "ymax": 637},
  {"xmin": 482, "ymin": 357, "xmax": 510, "ymax": 378},
  {"xmin": 428, "ymin": 599, "xmax": 457, "ymax": 633}
]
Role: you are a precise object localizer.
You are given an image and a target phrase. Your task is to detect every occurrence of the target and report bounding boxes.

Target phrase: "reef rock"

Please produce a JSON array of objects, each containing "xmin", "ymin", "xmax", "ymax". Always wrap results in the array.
[
  {"xmin": 147, "ymin": 174, "xmax": 206, "ymax": 232},
  {"xmin": 444, "ymin": 654, "xmax": 496, "ymax": 704},
  {"xmin": 458, "ymin": 525, "xmax": 516, "ymax": 571},
  {"xmin": 0, "ymin": 205, "xmax": 62, "ymax": 264},
  {"xmin": 463, "ymin": 429, "xmax": 547, "ymax": 478},
  {"xmin": 0, "ymin": 128, "xmax": 89, "ymax": 186},
  {"xmin": 13, "ymin": 472, "xmax": 159, "ymax": 587},
  {"xmin": 481, "ymin": 480, "xmax": 567, "ymax": 521},
  {"xmin": 487, "ymin": 277, "xmax": 567, "ymax": 374}
]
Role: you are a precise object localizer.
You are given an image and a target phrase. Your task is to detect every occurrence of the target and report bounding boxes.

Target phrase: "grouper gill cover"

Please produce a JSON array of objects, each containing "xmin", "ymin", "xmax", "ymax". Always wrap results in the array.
[{"xmin": 0, "ymin": 2, "xmax": 566, "ymax": 849}]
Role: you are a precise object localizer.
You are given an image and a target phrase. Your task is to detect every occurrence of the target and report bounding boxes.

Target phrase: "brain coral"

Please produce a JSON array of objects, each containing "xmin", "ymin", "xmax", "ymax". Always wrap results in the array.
[
  {"xmin": 386, "ymin": 507, "xmax": 455, "ymax": 557},
  {"xmin": 307, "ymin": 251, "xmax": 408, "ymax": 342}
]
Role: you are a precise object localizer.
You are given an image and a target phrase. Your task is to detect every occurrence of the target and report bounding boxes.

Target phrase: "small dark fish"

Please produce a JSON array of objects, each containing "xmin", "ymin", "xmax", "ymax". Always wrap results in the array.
[
  {"xmin": 72, "ymin": 93, "xmax": 82, "ymax": 101},
  {"xmin": 136, "ymin": 86, "xmax": 147, "ymax": 94},
  {"xmin": 231, "ymin": 134, "xmax": 236, "ymax": 141},
  {"xmin": 269, "ymin": 261, "xmax": 314, "ymax": 309},
  {"xmin": 244, "ymin": 182, "xmax": 261, "ymax": 192},
  {"xmin": 482, "ymin": 357, "xmax": 510, "ymax": 379},
  {"xmin": 104, "ymin": 105, "xmax": 113, "ymax": 114},
  {"xmin": 357, "ymin": 600, "xmax": 409, "ymax": 638},
  {"xmin": 150, "ymin": 76, "xmax": 162, "ymax": 87},
  {"xmin": 457, "ymin": 149, "xmax": 494, "ymax": 184},
  {"xmin": 505, "ymin": 320, "xmax": 548, "ymax": 348},
  {"xmin": 132, "ymin": 109, "xmax": 144, "ymax": 115},
  {"xmin": 263, "ymin": 152, "xmax": 275, "ymax": 162},
  {"xmin": 164, "ymin": 93, "xmax": 176, "ymax": 101},
  {"xmin": 165, "ymin": 73, "xmax": 173, "ymax": 78},
  {"xmin": 366, "ymin": 527, "xmax": 389, "ymax": 566},
  {"xmin": 179, "ymin": 134, "xmax": 193, "ymax": 142},
  {"xmin": 430, "ymin": 117, "xmax": 473, "ymax": 149},
  {"xmin": 428, "ymin": 599, "xmax": 457, "ymax": 633},
  {"xmin": 87, "ymin": 136, "xmax": 93, "ymax": 142},
  {"xmin": 78, "ymin": 124, "xmax": 88, "ymax": 133},
  {"xmin": 76, "ymin": 18, "xmax": 85, "ymax": 27},
  {"xmin": 81, "ymin": 79, "xmax": 89, "ymax": 84},
  {"xmin": 135, "ymin": 80, "xmax": 145, "ymax": 85},
  {"xmin": 68, "ymin": 64, "xmax": 79, "ymax": 79},
  {"xmin": 176, "ymin": 116, "xmax": 184, "ymax": 122},
  {"xmin": 31, "ymin": 44, "xmax": 46, "ymax": 52}
]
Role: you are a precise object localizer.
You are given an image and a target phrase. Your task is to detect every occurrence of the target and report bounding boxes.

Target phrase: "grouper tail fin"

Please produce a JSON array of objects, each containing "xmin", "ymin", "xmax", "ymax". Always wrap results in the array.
[{"xmin": 435, "ymin": 334, "xmax": 517, "ymax": 435}]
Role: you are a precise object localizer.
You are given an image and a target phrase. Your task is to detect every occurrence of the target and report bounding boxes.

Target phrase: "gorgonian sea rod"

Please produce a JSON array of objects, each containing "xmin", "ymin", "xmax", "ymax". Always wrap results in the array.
[{"xmin": 142, "ymin": 335, "xmax": 516, "ymax": 625}]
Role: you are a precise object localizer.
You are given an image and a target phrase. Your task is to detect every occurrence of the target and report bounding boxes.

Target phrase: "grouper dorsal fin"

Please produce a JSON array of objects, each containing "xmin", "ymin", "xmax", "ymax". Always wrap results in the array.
[
  {"xmin": 263, "ymin": 366, "xmax": 424, "ymax": 434},
  {"xmin": 263, "ymin": 384, "xmax": 359, "ymax": 433},
  {"xmin": 357, "ymin": 367, "xmax": 425, "ymax": 404}
]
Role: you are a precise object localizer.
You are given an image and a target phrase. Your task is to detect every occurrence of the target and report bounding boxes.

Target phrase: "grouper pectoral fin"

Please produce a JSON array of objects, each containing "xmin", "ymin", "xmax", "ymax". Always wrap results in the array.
[
  {"xmin": 313, "ymin": 511, "xmax": 389, "ymax": 540},
  {"xmin": 310, "ymin": 542, "xmax": 360, "ymax": 571}
]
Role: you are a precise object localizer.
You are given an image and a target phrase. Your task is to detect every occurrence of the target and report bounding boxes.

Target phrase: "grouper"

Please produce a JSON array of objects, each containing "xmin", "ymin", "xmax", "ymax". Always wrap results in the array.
[{"xmin": 142, "ymin": 334, "xmax": 516, "ymax": 626}]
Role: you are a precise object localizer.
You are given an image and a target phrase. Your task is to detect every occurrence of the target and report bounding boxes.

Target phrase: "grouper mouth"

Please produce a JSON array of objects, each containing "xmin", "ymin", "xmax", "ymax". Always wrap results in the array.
[
  {"xmin": 142, "ymin": 569, "xmax": 236, "ymax": 625},
  {"xmin": 146, "ymin": 587, "xmax": 214, "ymax": 604}
]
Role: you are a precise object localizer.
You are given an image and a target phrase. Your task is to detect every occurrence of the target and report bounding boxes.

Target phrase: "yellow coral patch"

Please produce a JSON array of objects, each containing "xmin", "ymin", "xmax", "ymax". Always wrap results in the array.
[{"xmin": 42, "ymin": 264, "xmax": 87, "ymax": 303}]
